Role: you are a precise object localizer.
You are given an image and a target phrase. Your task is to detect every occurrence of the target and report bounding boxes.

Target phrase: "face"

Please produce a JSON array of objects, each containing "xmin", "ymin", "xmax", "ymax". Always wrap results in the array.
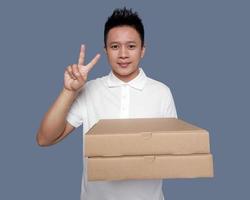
[{"xmin": 105, "ymin": 26, "xmax": 145, "ymax": 82}]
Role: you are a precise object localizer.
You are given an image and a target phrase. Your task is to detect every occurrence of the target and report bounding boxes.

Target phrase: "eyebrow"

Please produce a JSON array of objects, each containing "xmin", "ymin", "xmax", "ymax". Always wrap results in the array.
[{"xmin": 109, "ymin": 41, "xmax": 137, "ymax": 45}]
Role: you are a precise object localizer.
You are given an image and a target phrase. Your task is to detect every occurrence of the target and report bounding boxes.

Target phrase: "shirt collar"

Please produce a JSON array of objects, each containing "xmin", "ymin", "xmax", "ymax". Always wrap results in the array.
[{"xmin": 107, "ymin": 68, "xmax": 147, "ymax": 90}]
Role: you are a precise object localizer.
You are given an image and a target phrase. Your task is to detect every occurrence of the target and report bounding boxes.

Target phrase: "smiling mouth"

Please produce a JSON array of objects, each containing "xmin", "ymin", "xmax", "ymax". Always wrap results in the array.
[{"xmin": 118, "ymin": 62, "xmax": 131, "ymax": 68}]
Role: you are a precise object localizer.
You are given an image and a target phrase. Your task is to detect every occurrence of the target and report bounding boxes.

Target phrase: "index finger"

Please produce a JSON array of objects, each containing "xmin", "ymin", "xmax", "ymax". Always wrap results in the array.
[{"xmin": 78, "ymin": 44, "xmax": 85, "ymax": 65}]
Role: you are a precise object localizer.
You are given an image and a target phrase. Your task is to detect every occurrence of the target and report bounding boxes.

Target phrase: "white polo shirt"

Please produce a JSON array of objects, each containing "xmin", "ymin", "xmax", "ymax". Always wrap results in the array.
[{"xmin": 67, "ymin": 68, "xmax": 177, "ymax": 200}]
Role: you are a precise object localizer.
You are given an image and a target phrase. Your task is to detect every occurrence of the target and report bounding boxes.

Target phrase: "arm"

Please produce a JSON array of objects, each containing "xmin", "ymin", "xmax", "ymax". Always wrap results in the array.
[
  {"xmin": 36, "ymin": 88, "xmax": 77, "ymax": 146},
  {"xmin": 36, "ymin": 45, "xmax": 100, "ymax": 146}
]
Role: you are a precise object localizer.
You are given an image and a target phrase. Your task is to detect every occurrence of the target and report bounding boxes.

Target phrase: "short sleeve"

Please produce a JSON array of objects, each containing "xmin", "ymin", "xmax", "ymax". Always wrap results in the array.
[
  {"xmin": 66, "ymin": 89, "xmax": 86, "ymax": 128},
  {"xmin": 163, "ymin": 87, "xmax": 178, "ymax": 118}
]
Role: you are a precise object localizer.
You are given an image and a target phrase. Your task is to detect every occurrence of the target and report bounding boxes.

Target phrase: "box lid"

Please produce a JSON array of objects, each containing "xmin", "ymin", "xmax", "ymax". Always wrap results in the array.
[{"xmin": 85, "ymin": 118, "xmax": 210, "ymax": 156}]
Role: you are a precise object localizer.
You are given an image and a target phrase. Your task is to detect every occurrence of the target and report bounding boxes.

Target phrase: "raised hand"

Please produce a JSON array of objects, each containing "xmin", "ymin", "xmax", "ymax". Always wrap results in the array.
[{"xmin": 64, "ymin": 44, "xmax": 100, "ymax": 92}]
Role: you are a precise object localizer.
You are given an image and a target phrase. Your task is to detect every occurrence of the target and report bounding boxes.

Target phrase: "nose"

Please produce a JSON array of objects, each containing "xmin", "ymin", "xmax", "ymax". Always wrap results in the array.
[{"xmin": 119, "ymin": 46, "xmax": 129, "ymax": 59}]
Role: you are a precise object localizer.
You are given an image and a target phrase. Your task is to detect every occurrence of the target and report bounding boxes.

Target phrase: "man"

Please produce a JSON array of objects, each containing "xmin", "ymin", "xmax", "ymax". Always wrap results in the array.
[{"xmin": 37, "ymin": 7, "xmax": 177, "ymax": 200}]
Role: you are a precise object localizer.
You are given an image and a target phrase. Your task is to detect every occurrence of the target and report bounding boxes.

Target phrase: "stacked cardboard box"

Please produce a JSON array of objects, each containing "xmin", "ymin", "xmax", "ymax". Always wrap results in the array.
[{"xmin": 85, "ymin": 118, "xmax": 214, "ymax": 181}]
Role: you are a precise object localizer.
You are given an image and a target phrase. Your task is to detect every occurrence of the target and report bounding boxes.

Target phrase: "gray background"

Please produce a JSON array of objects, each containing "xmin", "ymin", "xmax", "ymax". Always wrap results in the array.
[{"xmin": 0, "ymin": 0, "xmax": 249, "ymax": 199}]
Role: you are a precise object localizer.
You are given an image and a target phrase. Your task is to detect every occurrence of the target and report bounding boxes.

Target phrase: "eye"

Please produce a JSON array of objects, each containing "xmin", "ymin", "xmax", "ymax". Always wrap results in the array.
[
  {"xmin": 111, "ymin": 44, "xmax": 119, "ymax": 50},
  {"xmin": 128, "ymin": 44, "xmax": 136, "ymax": 49}
]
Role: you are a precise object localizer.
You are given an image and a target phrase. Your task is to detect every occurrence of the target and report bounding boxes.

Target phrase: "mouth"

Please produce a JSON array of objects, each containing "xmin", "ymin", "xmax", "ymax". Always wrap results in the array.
[{"xmin": 117, "ymin": 62, "xmax": 131, "ymax": 68}]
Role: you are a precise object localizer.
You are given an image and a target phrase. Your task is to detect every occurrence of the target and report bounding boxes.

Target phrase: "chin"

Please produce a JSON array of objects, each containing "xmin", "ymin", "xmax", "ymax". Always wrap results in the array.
[
  {"xmin": 116, "ymin": 66, "xmax": 138, "ymax": 74},
  {"xmin": 112, "ymin": 67, "xmax": 139, "ymax": 82}
]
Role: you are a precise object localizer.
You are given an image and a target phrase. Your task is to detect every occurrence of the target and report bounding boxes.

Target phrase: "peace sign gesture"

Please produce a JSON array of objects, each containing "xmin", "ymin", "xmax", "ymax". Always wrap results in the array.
[{"xmin": 64, "ymin": 44, "xmax": 100, "ymax": 92}]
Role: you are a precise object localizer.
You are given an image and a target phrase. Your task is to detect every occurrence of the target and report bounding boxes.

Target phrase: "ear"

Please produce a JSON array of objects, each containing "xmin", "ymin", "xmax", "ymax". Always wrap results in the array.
[
  {"xmin": 104, "ymin": 47, "xmax": 107, "ymax": 54},
  {"xmin": 141, "ymin": 45, "xmax": 146, "ymax": 58}
]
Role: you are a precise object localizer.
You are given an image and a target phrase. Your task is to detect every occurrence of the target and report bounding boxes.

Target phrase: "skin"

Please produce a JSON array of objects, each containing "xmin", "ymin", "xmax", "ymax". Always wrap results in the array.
[
  {"xmin": 64, "ymin": 45, "xmax": 100, "ymax": 92},
  {"xmin": 36, "ymin": 45, "xmax": 100, "ymax": 146},
  {"xmin": 36, "ymin": 25, "xmax": 145, "ymax": 146},
  {"xmin": 105, "ymin": 26, "xmax": 145, "ymax": 82}
]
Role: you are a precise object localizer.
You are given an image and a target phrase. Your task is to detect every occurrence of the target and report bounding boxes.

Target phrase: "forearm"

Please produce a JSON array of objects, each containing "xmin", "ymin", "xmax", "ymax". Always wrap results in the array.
[
  {"xmin": 37, "ymin": 88, "xmax": 78, "ymax": 145},
  {"xmin": 37, "ymin": 45, "xmax": 99, "ymax": 146}
]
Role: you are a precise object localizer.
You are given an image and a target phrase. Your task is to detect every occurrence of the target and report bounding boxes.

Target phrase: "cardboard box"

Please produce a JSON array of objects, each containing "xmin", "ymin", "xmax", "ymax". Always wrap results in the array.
[
  {"xmin": 85, "ymin": 118, "xmax": 214, "ymax": 181},
  {"xmin": 87, "ymin": 154, "xmax": 214, "ymax": 181},
  {"xmin": 85, "ymin": 118, "xmax": 210, "ymax": 156}
]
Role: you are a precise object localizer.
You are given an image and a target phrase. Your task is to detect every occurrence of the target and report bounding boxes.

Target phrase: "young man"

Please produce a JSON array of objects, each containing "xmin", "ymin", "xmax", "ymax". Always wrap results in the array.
[{"xmin": 37, "ymin": 7, "xmax": 177, "ymax": 200}]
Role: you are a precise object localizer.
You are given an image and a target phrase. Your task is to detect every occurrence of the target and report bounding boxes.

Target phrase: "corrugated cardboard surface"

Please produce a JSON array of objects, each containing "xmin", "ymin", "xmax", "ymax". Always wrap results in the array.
[
  {"xmin": 87, "ymin": 154, "xmax": 214, "ymax": 181},
  {"xmin": 85, "ymin": 118, "xmax": 214, "ymax": 181},
  {"xmin": 85, "ymin": 118, "xmax": 210, "ymax": 156}
]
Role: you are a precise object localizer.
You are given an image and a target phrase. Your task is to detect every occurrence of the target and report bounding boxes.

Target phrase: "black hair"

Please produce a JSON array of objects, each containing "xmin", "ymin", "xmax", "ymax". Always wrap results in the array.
[{"xmin": 104, "ymin": 7, "xmax": 144, "ymax": 48}]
